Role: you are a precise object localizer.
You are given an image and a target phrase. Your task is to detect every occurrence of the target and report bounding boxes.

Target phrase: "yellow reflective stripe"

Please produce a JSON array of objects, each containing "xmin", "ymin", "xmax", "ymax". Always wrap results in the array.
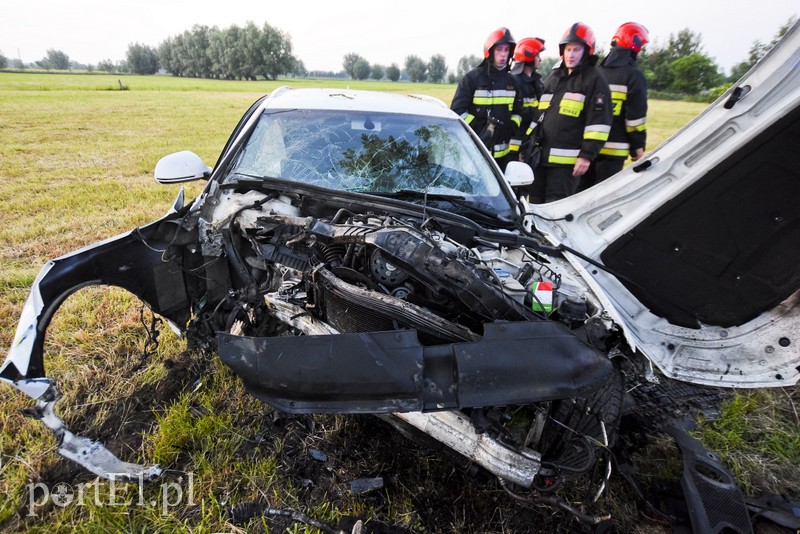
[
  {"xmin": 494, "ymin": 145, "xmax": 511, "ymax": 158},
  {"xmin": 559, "ymin": 93, "xmax": 585, "ymax": 117},
  {"xmin": 600, "ymin": 147, "xmax": 630, "ymax": 157},
  {"xmin": 509, "ymin": 139, "xmax": 521, "ymax": 152},
  {"xmin": 511, "ymin": 114, "xmax": 521, "ymax": 127},
  {"xmin": 600, "ymin": 142, "xmax": 630, "ymax": 157},
  {"xmin": 523, "ymin": 97, "xmax": 539, "ymax": 108},
  {"xmin": 539, "ymin": 94, "xmax": 553, "ymax": 110},
  {"xmin": 548, "ymin": 148, "xmax": 579, "ymax": 164},
  {"xmin": 584, "ymin": 124, "xmax": 610, "ymax": 141},
  {"xmin": 472, "ymin": 89, "xmax": 517, "ymax": 106},
  {"xmin": 626, "ymin": 117, "xmax": 647, "ymax": 132},
  {"xmin": 611, "ymin": 91, "xmax": 628, "ymax": 101},
  {"xmin": 549, "ymin": 154, "xmax": 578, "ymax": 164},
  {"xmin": 463, "ymin": 113, "xmax": 475, "ymax": 124},
  {"xmin": 473, "ymin": 96, "xmax": 515, "ymax": 105},
  {"xmin": 584, "ymin": 131, "xmax": 609, "ymax": 141},
  {"xmin": 609, "ymin": 84, "xmax": 627, "ymax": 97}
]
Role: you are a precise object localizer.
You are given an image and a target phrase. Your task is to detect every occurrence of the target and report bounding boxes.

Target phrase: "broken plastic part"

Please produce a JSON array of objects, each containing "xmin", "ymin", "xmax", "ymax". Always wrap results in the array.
[
  {"xmin": 29, "ymin": 388, "xmax": 162, "ymax": 482},
  {"xmin": 391, "ymin": 410, "xmax": 541, "ymax": 487}
]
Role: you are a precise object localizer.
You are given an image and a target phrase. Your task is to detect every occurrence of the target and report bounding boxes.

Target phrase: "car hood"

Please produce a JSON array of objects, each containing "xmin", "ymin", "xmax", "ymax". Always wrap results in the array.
[{"xmin": 529, "ymin": 21, "xmax": 800, "ymax": 388}]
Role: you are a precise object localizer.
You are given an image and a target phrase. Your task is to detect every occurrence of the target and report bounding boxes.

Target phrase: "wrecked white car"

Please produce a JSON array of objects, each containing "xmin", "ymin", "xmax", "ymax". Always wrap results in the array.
[{"xmin": 2, "ymin": 22, "xmax": 799, "ymax": 532}]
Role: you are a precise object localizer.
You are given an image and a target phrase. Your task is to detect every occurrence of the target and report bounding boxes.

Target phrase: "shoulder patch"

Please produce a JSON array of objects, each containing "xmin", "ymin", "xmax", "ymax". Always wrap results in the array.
[{"xmin": 594, "ymin": 92, "xmax": 606, "ymax": 111}]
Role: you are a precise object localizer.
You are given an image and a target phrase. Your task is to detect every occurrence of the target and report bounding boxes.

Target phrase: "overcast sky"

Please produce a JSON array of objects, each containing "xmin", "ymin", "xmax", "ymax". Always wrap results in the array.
[{"xmin": 1, "ymin": 0, "xmax": 797, "ymax": 75}]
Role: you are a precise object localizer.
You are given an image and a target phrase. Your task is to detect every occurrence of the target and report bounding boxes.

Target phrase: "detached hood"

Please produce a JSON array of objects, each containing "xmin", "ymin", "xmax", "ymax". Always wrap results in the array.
[{"xmin": 531, "ymin": 21, "xmax": 800, "ymax": 388}]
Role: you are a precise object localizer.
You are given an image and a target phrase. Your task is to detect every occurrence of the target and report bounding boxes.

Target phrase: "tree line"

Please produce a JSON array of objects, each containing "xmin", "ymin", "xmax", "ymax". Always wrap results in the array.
[{"xmin": 1, "ymin": 16, "xmax": 795, "ymax": 97}]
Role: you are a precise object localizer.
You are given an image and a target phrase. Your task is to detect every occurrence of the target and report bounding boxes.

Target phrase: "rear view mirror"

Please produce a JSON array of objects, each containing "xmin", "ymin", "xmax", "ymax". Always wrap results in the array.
[
  {"xmin": 154, "ymin": 151, "xmax": 211, "ymax": 183},
  {"xmin": 503, "ymin": 161, "xmax": 534, "ymax": 186}
]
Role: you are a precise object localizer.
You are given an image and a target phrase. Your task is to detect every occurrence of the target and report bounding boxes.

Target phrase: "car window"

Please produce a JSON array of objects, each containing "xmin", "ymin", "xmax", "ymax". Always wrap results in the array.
[{"xmin": 231, "ymin": 109, "xmax": 503, "ymax": 200}]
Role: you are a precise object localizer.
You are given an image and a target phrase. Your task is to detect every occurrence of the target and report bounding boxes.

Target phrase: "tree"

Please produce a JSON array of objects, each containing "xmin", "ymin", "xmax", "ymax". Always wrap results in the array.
[
  {"xmin": 668, "ymin": 29, "xmax": 703, "ymax": 57},
  {"xmin": 638, "ymin": 46, "xmax": 674, "ymax": 91},
  {"xmin": 728, "ymin": 40, "xmax": 767, "ymax": 82},
  {"xmin": 540, "ymin": 57, "xmax": 559, "ymax": 73},
  {"xmin": 185, "ymin": 25, "xmax": 214, "ymax": 78},
  {"xmin": 292, "ymin": 59, "xmax": 308, "ymax": 77},
  {"xmin": 208, "ymin": 25, "xmax": 246, "ymax": 79},
  {"xmin": 0, "ymin": 50, "xmax": 7, "ymax": 69},
  {"xmin": 456, "ymin": 55, "xmax": 481, "ymax": 79},
  {"xmin": 242, "ymin": 23, "xmax": 266, "ymax": 80},
  {"xmin": 669, "ymin": 53, "xmax": 721, "ymax": 94},
  {"xmin": 386, "ymin": 63, "xmax": 400, "ymax": 82},
  {"xmin": 370, "ymin": 64, "xmax": 385, "ymax": 80},
  {"xmin": 343, "ymin": 53, "xmax": 367, "ymax": 79},
  {"xmin": 638, "ymin": 28, "xmax": 721, "ymax": 93},
  {"xmin": 405, "ymin": 55, "xmax": 427, "ymax": 82},
  {"xmin": 352, "ymin": 57, "xmax": 371, "ymax": 80},
  {"xmin": 728, "ymin": 16, "xmax": 797, "ymax": 82},
  {"xmin": 157, "ymin": 37, "xmax": 178, "ymax": 75},
  {"xmin": 257, "ymin": 22, "xmax": 295, "ymax": 80},
  {"xmin": 97, "ymin": 59, "xmax": 116, "ymax": 72},
  {"xmin": 428, "ymin": 54, "xmax": 447, "ymax": 83},
  {"xmin": 39, "ymin": 49, "xmax": 70, "ymax": 70},
  {"xmin": 126, "ymin": 42, "xmax": 159, "ymax": 74}
]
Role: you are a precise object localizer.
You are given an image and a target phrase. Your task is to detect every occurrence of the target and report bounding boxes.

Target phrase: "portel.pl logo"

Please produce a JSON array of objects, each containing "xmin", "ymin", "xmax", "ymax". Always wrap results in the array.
[{"xmin": 26, "ymin": 473, "xmax": 196, "ymax": 517}]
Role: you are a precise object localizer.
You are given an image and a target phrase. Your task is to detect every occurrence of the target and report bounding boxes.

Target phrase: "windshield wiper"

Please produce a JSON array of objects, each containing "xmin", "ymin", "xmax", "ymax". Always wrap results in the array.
[
  {"xmin": 371, "ymin": 190, "xmax": 511, "ymax": 223},
  {"xmin": 371, "ymin": 190, "xmax": 465, "ymax": 201}
]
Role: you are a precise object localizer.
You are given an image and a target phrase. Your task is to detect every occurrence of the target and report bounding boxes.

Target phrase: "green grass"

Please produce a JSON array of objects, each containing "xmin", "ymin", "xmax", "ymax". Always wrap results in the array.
[{"xmin": 0, "ymin": 71, "xmax": 796, "ymax": 532}]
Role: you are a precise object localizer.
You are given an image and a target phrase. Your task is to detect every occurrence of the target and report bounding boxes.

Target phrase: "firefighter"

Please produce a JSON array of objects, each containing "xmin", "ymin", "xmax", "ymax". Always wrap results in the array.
[
  {"xmin": 530, "ymin": 22, "xmax": 612, "ymax": 203},
  {"xmin": 451, "ymin": 27, "xmax": 523, "ymax": 171},
  {"xmin": 582, "ymin": 22, "xmax": 650, "ymax": 191},
  {"xmin": 510, "ymin": 37, "xmax": 546, "ymax": 167}
]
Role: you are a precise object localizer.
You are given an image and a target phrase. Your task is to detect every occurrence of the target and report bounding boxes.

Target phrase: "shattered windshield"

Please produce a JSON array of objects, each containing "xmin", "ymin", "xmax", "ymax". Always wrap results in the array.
[{"xmin": 229, "ymin": 108, "xmax": 513, "ymax": 215}]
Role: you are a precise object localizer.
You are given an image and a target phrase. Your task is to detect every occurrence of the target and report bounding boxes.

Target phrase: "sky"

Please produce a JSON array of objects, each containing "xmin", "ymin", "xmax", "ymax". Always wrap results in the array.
[{"xmin": 1, "ymin": 0, "xmax": 797, "ymax": 75}]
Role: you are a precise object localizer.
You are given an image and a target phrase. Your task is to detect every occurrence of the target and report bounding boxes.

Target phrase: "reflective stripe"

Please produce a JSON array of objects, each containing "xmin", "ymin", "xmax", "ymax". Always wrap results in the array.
[
  {"xmin": 563, "ymin": 92, "xmax": 586, "ymax": 102},
  {"xmin": 600, "ymin": 141, "xmax": 630, "ymax": 157},
  {"xmin": 472, "ymin": 88, "xmax": 517, "ymax": 106},
  {"xmin": 559, "ymin": 92, "xmax": 586, "ymax": 117},
  {"xmin": 539, "ymin": 94, "xmax": 553, "ymax": 110},
  {"xmin": 523, "ymin": 97, "xmax": 539, "ymax": 108},
  {"xmin": 609, "ymin": 84, "xmax": 628, "ymax": 101},
  {"xmin": 461, "ymin": 112, "xmax": 475, "ymax": 124},
  {"xmin": 511, "ymin": 114, "xmax": 521, "ymax": 127},
  {"xmin": 548, "ymin": 148, "xmax": 580, "ymax": 165},
  {"xmin": 493, "ymin": 141, "xmax": 511, "ymax": 158},
  {"xmin": 584, "ymin": 123, "xmax": 611, "ymax": 141},
  {"xmin": 626, "ymin": 116, "xmax": 647, "ymax": 132},
  {"xmin": 509, "ymin": 139, "xmax": 521, "ymax": 152}
]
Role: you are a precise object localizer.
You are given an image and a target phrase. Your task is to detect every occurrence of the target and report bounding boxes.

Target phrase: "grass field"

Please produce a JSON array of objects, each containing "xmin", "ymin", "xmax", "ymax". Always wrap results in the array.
[{"xmin": 0, "ymin": 71, "xmax": 797, "ymax": 533}]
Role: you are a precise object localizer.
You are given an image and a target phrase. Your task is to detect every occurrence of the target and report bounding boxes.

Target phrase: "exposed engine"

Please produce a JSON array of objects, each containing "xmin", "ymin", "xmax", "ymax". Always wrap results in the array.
[{"xmin": 182, "ymin": 187, "xmax": 625, "ymax": 493}]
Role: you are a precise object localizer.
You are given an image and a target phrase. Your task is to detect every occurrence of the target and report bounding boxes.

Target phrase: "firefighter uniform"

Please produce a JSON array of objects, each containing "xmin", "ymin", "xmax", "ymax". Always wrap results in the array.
[
  {"xmin": 511, "ymin": 69, "xmax": 544, "ymax": 158},
  {"xmin": 451, "ymin": 62, "xmax": 523, "ymax": 170},
  {"xmin": 531, "ymin": 57, "xmax": 612, "ymax": 203},
  {"xmin": 585, "ymin": 47, "xmax": 648, "ymax": 187}
]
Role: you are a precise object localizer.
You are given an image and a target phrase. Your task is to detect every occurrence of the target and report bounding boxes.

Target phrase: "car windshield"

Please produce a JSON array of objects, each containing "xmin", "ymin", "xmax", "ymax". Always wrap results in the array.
[{"xmin": 228, "ymin": 108, "xmax": 514, "ymax": 216}]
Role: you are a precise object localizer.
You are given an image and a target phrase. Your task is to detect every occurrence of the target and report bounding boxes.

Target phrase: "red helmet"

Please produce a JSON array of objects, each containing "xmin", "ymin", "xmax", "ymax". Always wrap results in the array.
[
  {"xmin": 483, "ymin": 27, "xmax": 516, "ymax": 59},
  {"xmin": 559, "ymin": 22, "xmax": 596, "ymax": 56},
  {"xmin": 513, "ymin": 37, "xmax": 546, "ymax": 63},
  {"xmin": 611, "ymin": 22, "xmax": 650, "ymax": 53}
]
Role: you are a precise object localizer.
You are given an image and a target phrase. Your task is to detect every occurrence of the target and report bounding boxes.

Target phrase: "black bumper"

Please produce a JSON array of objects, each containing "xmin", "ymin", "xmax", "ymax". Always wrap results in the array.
[{"xmin": 218, "ymin": 321, "xmax": 614, "ymax": 413}]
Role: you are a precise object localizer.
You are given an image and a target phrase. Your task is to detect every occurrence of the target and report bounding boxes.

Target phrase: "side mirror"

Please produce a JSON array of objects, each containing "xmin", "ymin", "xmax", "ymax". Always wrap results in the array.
[
  {"xmin": 154, "ymin": 151, "xmax": 212, "ymax": 183},
  {"xmin": 504, "ymin": 161, "xmax": 534, "ymax": 187}
]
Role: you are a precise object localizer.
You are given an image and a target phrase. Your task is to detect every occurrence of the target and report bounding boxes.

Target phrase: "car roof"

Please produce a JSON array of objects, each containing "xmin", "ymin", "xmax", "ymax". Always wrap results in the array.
[{"xmin": 261, "ymin": 86, "xmax": 456, "ymax": 118}]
